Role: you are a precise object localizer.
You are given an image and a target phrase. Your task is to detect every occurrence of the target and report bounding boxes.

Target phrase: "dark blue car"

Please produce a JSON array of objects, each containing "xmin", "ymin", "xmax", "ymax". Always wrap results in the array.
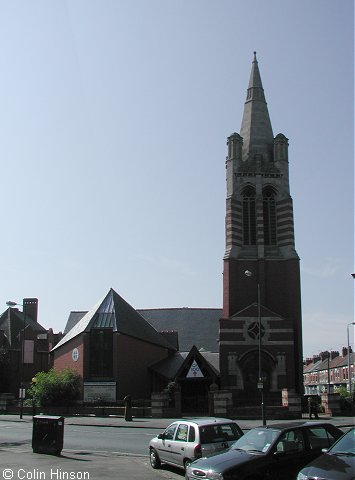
[{"xmin": 185, "ymin": 422, "xmax": 343, "ymax": 480}]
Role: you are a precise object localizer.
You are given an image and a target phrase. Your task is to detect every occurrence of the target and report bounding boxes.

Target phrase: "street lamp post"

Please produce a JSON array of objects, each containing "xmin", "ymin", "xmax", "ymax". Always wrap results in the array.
[
  {"xmin": 349, "ymin": 274, "xmax": 355, "ymax": 396},
  {"xmin": 6, "ymin": 300, "xmax": 26, "ymax": 419},
  {"xmin": 347, "ymin": 322, "xmax": 355, "ymax": 396},
  {"xmin": 245, "ymin": 270, "xmax": 266, "ymax": 425}
]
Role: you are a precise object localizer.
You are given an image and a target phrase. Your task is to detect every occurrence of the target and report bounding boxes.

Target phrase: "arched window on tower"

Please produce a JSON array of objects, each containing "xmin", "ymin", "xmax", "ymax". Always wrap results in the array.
[
  {"xmin": 263, "ymin": 186, "xmax": 277, "ymax": 245},
  {"xmin": 242, "ymin": 186, "xmax": 256, "ymax": 245}
]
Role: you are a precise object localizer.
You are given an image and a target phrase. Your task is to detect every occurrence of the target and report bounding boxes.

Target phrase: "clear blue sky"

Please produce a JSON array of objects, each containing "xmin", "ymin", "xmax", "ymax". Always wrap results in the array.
[{"xmin": 1, "ymin": 0, "xmax": 353, "ymax": 358}]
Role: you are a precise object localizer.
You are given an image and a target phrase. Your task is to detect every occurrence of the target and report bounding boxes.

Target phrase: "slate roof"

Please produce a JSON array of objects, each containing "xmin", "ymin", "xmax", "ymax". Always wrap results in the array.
[
  {"xmin": 303, "ymin": 353, "xmax": 355, "ymax": 372},
  {"xmin": 138, "ymin": 308, "xmax": 222, "ymax": 352},
  {"xmin": 63, "ymin": 306, "xmax": 221, "ymax": 353},
  {"xmin": 0, "ymin": 308, "xmax": 46, "ymax": 348},
  {"xmin": 53, "ymin": 288, "xmax": 176, "ymax": 351}
]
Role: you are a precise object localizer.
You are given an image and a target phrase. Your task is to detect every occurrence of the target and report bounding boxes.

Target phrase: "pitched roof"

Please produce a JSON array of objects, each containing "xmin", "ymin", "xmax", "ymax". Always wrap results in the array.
[
  {"xmin": 52, "ymin": 288, "xmax": 175, "ymax": 351},
  {"xmin": 138, "ymin": 308, "xmax": 222, "ymax": 352},
  {"xmin": 0, "ymin": 308, "xmax": 46, "ymax": 348},
  {"xmin": 62, "ymin": 306, "xmax": 221, "ymax": 353},
  {"xmin": 303, "ymin": 352, "xmax": 355, "ymax": 372}
]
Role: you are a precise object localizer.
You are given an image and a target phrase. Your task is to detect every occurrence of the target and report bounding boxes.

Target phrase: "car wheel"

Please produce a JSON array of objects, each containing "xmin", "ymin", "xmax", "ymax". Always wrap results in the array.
[
  {"xmin": 184, "ymin": 459, "xmax": 192, "ymax": 470},
  {"xmin": 149, "ymin": 448, "xmax": 161, "ymax": 469}
]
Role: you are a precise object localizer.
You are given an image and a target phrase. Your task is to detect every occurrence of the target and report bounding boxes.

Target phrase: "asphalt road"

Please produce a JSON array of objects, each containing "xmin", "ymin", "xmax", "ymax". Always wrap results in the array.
[
  {"xmin": 1, "ymin": 415, "xmax": 353, "ymax": 480},
  {"xmin": 0, "ymin": 420, "xmax": 184, "ymax": 480},
  {"xmin": 0, "ymin": 420, "xmax": 160, "ymax": 456}
]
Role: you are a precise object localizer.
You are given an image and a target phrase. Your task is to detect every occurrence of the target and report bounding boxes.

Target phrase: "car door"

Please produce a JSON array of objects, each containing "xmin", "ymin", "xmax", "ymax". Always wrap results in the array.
[
  {"xmin": 304, "ymin": 425, "xmax": 340, "ymax": 462},
  {"xmin": 156, "ymin": 422, "xmax": 178, "ymax": 464},
  {"xmin": 164, "ymin": 422, "xmax": 191, "ymax": 467},
  {"xmin": 267, "ymin": 429, "xmax": 307, "ymax": 480}
]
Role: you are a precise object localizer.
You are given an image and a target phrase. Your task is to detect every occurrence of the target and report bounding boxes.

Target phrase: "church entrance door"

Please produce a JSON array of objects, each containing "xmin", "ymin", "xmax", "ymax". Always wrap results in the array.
[{"xmin": 180, "ymin": 379, "xmax": 209, "ymax": 415}]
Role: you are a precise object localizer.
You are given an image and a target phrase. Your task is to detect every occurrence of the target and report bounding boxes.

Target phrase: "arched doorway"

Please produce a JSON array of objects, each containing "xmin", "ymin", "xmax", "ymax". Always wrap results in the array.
[{"xmin": 239, "ymin": 350, "xmax": 275, "ymax": 403}]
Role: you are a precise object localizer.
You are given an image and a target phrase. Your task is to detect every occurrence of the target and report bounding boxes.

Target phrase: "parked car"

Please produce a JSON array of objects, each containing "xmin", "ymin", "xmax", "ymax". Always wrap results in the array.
[
  {"xmin": 149, "ymin": 417, "xmax": 243, "ymax": 471},
  {"xmin": 297, "ymin": 426, "xmax": 355, "ymax": 480},
  {"xmin": 185, "ymin": 421, "xmax": 344, "ymax": 480}
]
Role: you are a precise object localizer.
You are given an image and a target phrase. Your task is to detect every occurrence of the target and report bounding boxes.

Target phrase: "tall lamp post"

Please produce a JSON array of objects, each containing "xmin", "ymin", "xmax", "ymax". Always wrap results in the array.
[
  {"xmin": 347, "ymin": 322, "xmax": 355, "ymax": 396},
  {"xmin": 350, "ymin": 273, "xmax": 355, "ymax": 396},
  {"xmin": 245, "ymin": 270, "xmax": 266, "ymax": 425},
  {"xmin": 6, "ymin": 300, "xmax": 26, "ymax": 419}
]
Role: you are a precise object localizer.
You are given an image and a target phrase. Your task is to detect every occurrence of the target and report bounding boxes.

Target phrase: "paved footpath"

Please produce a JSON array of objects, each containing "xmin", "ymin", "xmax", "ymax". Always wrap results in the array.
[
  {"xmin": 0, "ymin": 412, "xmax": 354, "ymax": 430},
  {"xmin": 0, "ymin": 414, "xmax": 353, "ymax": 480}
]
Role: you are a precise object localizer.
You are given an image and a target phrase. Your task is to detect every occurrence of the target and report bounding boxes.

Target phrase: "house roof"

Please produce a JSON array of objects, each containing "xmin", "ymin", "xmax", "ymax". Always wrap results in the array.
[
  {"xmin": 303, "ymin": 352, "xmax": 355, "ymax": 373},
  {"xmin": 0, "ymin": 308, "xmax": 46, "ymax": 348},
  {"xmin": 52, "ymin": 288, "xmax": 176, "ymax": 351}
]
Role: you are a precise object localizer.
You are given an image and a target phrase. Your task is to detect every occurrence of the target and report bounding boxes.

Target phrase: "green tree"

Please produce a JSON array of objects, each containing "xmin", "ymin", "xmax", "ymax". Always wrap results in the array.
[{"xmin": 29, "ymin": 369, "xmax": 81, "ymax": 407}]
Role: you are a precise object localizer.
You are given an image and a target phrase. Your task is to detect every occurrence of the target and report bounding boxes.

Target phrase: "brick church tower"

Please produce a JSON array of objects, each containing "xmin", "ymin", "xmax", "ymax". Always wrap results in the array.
[{"xmin": 220, "ymin": 53, "xmax": 303, "ymax": 405}]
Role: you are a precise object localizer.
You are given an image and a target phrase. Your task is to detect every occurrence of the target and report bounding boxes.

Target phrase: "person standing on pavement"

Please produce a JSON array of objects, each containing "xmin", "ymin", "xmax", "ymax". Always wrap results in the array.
[
  {"xmin": 123, "ymin": 394, "xmax": 132, "ymax": 421},
  {"xmin": 308, "ymin": 396, "xmax": 319, "ymax": 419}
]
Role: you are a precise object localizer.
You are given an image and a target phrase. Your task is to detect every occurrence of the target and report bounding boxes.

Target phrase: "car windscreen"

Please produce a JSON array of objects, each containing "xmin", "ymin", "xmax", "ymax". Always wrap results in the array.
[
  {"xmin": 199, "ymin": 423, "xmax": 242, "ymax": 444},
  {"xmin": 231, "ymin": 428, "xmax": 279, "ymax": 453},
  {"xmin": 330, "ymin": 428, "xmax": 355, "ymax": 454}
]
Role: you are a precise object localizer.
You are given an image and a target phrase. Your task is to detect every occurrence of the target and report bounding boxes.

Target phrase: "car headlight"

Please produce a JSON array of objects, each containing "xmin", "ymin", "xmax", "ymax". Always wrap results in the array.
[
  {"xmin": 206, "ymin": 471, "xmax": 224, "ymax": 480},
  {"xmin": 296, "ymin": 473, "xmax": 309, "ymax": 480}
]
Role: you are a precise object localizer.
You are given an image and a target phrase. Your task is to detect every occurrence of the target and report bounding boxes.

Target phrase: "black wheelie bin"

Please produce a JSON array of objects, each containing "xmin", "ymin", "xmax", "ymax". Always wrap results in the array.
[{"xmin": 32, "ymin": 415, "xmax": 64, "ymax": 455}]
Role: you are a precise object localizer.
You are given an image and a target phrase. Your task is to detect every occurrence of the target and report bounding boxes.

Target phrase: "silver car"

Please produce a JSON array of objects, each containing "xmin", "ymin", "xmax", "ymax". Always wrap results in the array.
[{"xmin": 149, "ymin": 417, "xmax": 243, "ymax": 471}]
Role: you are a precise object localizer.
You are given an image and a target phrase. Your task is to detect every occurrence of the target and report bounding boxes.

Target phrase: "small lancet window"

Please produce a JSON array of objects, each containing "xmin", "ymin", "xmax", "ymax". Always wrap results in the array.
[
  {"xmin": 242, "ymin": 186, "xmax": 256, "ymax": 245},
  {"xmin": 263, "ymin": 186, "xmax": 277, "ymax": 245}
]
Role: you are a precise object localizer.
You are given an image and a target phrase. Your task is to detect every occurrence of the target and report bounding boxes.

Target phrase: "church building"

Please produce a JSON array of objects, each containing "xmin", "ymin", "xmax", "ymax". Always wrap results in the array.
[
  {"xmin": 51, "ymin": 53, "xmax": 303, "ymax": 415},
  {"xmin": 220, "ymin": 53, "xmax": 303, "ymax": 406}
]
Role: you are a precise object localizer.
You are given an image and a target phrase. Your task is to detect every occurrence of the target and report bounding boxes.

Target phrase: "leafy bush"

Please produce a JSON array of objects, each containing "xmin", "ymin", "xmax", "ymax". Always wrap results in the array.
[
  {"xmin": 336, "ymin": 386, "xmax": 354, "ymax": 413},
  {"xmin": 29, "ymin": 369, "xmax": 81, "ymax": 407}
]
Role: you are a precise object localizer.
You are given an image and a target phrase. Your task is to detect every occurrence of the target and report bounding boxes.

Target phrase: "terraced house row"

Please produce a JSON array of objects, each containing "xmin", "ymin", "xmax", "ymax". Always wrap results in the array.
[{"xmin": 303, "ymin": 348, "xmax": 354, "ymax": 395}]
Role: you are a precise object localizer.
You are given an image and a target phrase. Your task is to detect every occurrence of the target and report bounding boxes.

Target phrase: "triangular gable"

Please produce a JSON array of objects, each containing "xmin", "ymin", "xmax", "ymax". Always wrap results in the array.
[
  {"xmin": 176, "ymin": 345, "xmax": 219, "ymax": 379},
  {"xmin": 149, "ymin": 347, "xmax": 219, "ymax": 381},
  {"xmin": 230, "ymin": 302, "xmax": 283, "ymax": 320}
]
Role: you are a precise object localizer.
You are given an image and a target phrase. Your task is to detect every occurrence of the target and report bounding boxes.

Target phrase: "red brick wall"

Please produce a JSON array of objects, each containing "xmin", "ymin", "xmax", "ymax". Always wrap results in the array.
[
  {"xmin": 221, "ymin": 257, "xmax": 303, "ymax": 395},
  {"xmin": 115, "ymin": 334, "xmax": 169, "ymax": 399},
  {"xmin": 53, "ymin": 332, "xmax": 170, "ymax": 401},
  {"xmin": 53, "ymin": 335, "xmax": 85, "ymax": 377}
]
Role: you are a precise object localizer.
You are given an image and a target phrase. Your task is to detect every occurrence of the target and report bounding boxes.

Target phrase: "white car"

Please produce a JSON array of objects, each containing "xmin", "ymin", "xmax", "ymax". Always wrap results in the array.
[{"xmin": 149, "ymin": 417, "xmax": 243, "ymax": 471}]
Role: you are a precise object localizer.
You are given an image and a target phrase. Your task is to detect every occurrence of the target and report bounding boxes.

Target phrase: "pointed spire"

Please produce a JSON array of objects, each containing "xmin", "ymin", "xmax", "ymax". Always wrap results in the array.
[
  {"xmin": 240, "ymin": 52, "xmax": 274, "ymax": 162},
  {"xmin": 247, "ymin": 51, "xmax": 264, "ymax": 91}
]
